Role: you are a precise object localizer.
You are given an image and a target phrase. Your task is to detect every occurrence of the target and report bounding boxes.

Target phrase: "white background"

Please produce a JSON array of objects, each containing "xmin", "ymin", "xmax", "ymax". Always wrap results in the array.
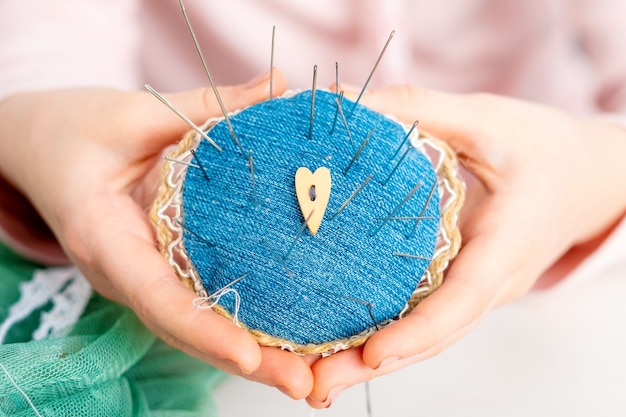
[{"xmin": 216, "ymin": 267, "xmax": 626, "ymax": 417}]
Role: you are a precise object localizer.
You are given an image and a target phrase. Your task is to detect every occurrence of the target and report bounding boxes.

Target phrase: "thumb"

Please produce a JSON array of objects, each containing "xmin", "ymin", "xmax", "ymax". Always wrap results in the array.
[
  {"xmin": 350, "ymin": 84, "xmax": 508, "ymax": 189},
  {"xmin": 346, "ymin": 84, "xmax": 472, "ymax": 139},
  {"xmin": 142, "ymin": 68, "xmax": 288, "ymax": 144}
]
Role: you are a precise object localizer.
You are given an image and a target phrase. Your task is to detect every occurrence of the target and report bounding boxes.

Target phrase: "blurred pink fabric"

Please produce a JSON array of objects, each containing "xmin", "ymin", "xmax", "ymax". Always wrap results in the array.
[
  {"xmin": 0, "ymin": 0, "xmax": 625, "ymax": 282},
  {"xmin": 3, "ymin": 0, "xmax": 626, "ymax": 114}
]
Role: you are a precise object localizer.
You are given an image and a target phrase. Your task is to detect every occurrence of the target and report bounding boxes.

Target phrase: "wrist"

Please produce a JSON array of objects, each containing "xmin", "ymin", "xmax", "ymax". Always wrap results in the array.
[
  {"xmin": 536, "ymin": 117, "xmax": 626, "ymax": 288},
  {"xmin": 534, "ymin": 213, "xmax": 624, "ymax": 289},
  {"xmin": 0, "ymin": 155, "xmax": 68, "ymax": 265}
]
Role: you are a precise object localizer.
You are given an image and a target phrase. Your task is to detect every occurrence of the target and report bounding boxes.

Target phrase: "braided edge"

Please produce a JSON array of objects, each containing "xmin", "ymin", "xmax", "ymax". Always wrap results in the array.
[{"xmin": 149, "ymin": 117, "xmax": 464, "ymax": 356}]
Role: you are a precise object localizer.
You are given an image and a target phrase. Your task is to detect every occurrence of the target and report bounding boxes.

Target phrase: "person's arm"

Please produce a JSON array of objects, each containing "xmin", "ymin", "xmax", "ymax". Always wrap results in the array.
[
  {"xmin": 0, "ymin": 72, "xmax": 315, "ymax": 399},
  {"xmin": 304, "ymin": 1, "xmax": 626, "ymax": 407},
  {"xmin": 0, "ymin": 0, "xmax": 143, "ymax": 98},
  {"xmin": 574, "ymin": 0, "xmax": 626, "ymax": 118},
  {"xmin": 0, "ymin": 2, "xmax": 316, "ymax": 398},
  {"xmin": 0, "ymin": 0, "xmax": 144, "ymax": 264},
  {"xmin": 305, "ymin": 85, "xmax": 626, "ymax": 408},
  {"xmin": 519, "ymin": 0, "xmax": 626, "ymax": 288}
]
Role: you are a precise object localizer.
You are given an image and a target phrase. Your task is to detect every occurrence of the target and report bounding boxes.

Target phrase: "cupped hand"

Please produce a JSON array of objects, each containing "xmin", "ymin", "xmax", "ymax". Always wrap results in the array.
[
  {"xmin": 307, "ymin": 85, "xmax": 626, "ymax": 407},
  {"xmin": 0, "ymin": 69, "xmax": 314, "ymax": 399}
]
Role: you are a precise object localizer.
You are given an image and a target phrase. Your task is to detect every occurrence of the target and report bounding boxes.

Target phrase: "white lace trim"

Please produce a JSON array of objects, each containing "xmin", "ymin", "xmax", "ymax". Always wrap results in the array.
[{"xmin": 0, "ymin": 266, "xmax": 92, "ymax": 345}]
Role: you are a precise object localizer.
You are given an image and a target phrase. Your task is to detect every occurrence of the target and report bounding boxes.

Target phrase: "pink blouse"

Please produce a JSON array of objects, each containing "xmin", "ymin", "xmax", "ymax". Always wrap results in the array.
[{"xmin": 1, "ymin": 0, "xmax": 625, "ymax": 283}]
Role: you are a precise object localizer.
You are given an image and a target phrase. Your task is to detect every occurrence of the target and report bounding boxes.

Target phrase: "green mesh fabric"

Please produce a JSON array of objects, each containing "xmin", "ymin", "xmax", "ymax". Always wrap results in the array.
[{"xmin": 0, "ymin": 242, "xmax": 225, "ymax": 416}]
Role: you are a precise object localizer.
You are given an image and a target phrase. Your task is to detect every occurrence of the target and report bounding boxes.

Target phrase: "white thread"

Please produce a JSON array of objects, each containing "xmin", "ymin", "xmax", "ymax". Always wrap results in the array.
[
  {"xmin": 279, "ymin": 343, "xmax": 306, "ymax": 356},
  {"xmin": 159, "ymin": 143, "xmax": 209, "ymax": 296},
  {"xmin": 193, "ymin": 287, "xmax": 242, "ymax": 327},
  {"xmin": 0, "ymin": 362, "xmax": 43, "ymax": 417}
]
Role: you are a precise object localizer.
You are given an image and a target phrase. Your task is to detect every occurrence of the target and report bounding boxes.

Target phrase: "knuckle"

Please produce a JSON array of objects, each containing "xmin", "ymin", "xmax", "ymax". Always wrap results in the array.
[
  {"xmin": 201, "ymin": 87, "xmax": 214, "ymax": 111},
  {"xmin": 454, "ymin": 275, "xmax": 491, "ymax": 321},
  {"xmin": 397, "ymin": 84, "xmax": 426, "ymax": 105}
]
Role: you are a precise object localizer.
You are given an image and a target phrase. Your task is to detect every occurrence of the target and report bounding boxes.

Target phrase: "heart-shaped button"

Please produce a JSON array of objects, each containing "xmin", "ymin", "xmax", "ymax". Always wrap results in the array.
[{"xmin": 295, "ymin": 167, "xmax": 332, "ymax": 236}]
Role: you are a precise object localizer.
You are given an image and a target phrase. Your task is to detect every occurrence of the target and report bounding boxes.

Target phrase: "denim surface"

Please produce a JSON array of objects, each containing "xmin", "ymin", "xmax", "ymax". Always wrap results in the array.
[{"xmin": 181, "ymin": 90, "xmax": 440, "ymax": 345}]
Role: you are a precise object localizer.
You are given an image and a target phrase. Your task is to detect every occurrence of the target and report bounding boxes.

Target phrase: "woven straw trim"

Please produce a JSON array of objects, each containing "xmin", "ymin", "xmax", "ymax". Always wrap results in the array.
[{"xmin": 150, "ymin": 122, "xmax": 464, "ymax": 356}]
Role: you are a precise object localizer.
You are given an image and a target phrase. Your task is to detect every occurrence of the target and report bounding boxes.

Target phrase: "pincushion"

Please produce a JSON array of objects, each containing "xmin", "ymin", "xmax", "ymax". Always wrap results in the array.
[{"xmin": 151, "ymin": 90, "xmax": 463, "ymax": 355}]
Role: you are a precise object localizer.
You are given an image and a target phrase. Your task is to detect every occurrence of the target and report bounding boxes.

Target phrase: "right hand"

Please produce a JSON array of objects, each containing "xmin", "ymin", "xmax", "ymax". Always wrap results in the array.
[
  {"xmin": 0, "ymin": 69, "xmax": 315, "ymax": 399},
  {"xmin": 306, "ymin": 83, "xmax": 626, "ymax": 407}
]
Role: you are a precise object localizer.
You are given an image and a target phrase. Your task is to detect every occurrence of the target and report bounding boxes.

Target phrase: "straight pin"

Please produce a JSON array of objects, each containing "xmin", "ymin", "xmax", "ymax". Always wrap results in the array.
[
  {"xmin": 365, "ymin": 381, "xmax": 373, "ymax": 417},
  {"xmin": 193, "ymin": 273, "xmax": 249, "ymax": 309},
  {"xmin": 262, "ymin": 239, "xmax": 293, "ymax": 278},
  {"xmin": 178, "ymin": 0, "xmax": 245, "ymax": 155},
  {"xmin": 343, "ymin": 128, "xmax": 374, "ymax": 176},
  {"xmin": 190, "ymin": 149, "xmax": 211, "ymax": 184},
  {"xmin": 330, "ymin": 91, "xmax": 344, "ymax": 135},
  {"xmin": 390, "ymin": 120, "xmax": 419, "ymax": 161},
  {"xmin": 384, "ymin": 145, "xmax": 412, "ymax": 185},
  {"xmin": 145, "ymin": 84, "xmax": 222, "ymax": 151},
  {"xmin": 408, "ymin": 179, "xmax": 438, "ymax": 239},
  {"xmin": 375, "ymin": 215, "xmax": 435, "ymax": 222},
  {"xmin": 367, "ymin": 304, "xmax": 380, "ymax": 331},
  {"xmin": 211, "ymin": 272, "xmax": 249, "ymax": 296},
  {"xmin": 175, "ymin": 218, "xmax": 215, "ymax": 248},
  {"xmin": 270, "ymin": 25, "xmax": 276, "ymax": 103},
  {"xmin": 349, "ymin": 30, "xmax": 395, "ymax": 117},
  {"xmin": 330, "ymin": 174, "xmax": 373, "ymax": 220},
  {"xmin": 335, "ymin": 62, "xmax": 339, "ymax": 96},
  {"xmin": 193, "ymin": 273, "xmax": 249, "ymax": 325},
  {"xmin": 336, "ymin": 96, "xmax": 356, "ymax": 150},
  {"xmin": 162, "ymin": 156, "xmax": 199, "ymax": 169},
  {"xmin": 394, "ymin": 252, "xmax": 432, "ymax": 261},
  {"xmin": 315, "ymin": 287, "xmax": 379, "ymax": 330},
  {"xmin": 248, "ymin": 152, "xmax": 258, "ymax": 204},
  {"xmin": 370, "ymin": 181, "xmax": 422, "ymax": 236},
  {"xmin": 283, "ymin": 210, "xmax": 315, "ymax": 261},
  {"xmin": 309, "ymin": 65, "xmax": 317, "ymax": 140}
]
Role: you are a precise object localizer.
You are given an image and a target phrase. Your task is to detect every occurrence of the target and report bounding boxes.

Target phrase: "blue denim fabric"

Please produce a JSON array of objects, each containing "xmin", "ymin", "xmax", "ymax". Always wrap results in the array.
[{"xmin": 181, "ymin": 90, "xmax": 440, "ymax": 345}]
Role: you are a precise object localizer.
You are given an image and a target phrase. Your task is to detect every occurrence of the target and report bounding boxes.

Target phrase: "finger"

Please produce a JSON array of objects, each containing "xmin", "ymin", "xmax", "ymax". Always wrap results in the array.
[
  {"xmin": 118, "ymin": 244, "xmax": 263, "ymax": 373},
  {"xmin": 360, "ymin": 195, "xmax": 538, "ymax": 370},
  {"xmin": 88, "ymin": 204, "xmax": 264, "ymax": 374},
  {"xmin": 142, "ymin": 68, "xmax": 288, "ymax": 143},
  {"xmin": 307, "ymin": 312, "xmax": 484, "ymax": 408},
  {"xmin": 116, "ymin": 242, "xmax": 313, "ymax": 392},
  {"xmin": 350, "ymin": 85, "xmax": 512, "ymax": 188},
  {"xmin": 306, "ymin": 347, "xmax": 371, "ymax": 408},
  {"xmin": 114, "ymin": 241, "xmax": 313, "ymax": 392},
  {"xmin": 349, "ymin": 84, "xmax": 479, "ymax": 136},
  {"xmin": 245, "ymin": 347, "xmax": 314, "ymax": 400}
]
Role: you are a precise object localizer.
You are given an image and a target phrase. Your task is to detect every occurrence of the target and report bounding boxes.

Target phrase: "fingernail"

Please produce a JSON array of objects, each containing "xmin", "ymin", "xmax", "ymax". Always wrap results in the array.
[
  {"xmin": 277, "ymin": 385, "xmax": 294, "ymax": 399},
  {"xmin": 377, "ymin": 356, "xmax": 400, "ymax": 369},
  {"xmin": 245, "ymin": 71, "xmax": 271, "ymax": 88},
  {"xmin": 226, "ymin": 361, "xmax": 250, "ymax": 375},
  {"xmin": 325, "ymin": 385, "xmax": 346, "ymax": 407}
]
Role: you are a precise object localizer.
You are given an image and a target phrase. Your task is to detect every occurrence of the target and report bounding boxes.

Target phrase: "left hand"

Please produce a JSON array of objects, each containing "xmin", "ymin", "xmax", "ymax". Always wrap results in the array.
[
  {"xmin": 0, "ymin": 70, "xmax": 315, "ymax": 399},
  {"xmin": 306, "ymin": 84, "xmax": 626, "ymax": 407}
]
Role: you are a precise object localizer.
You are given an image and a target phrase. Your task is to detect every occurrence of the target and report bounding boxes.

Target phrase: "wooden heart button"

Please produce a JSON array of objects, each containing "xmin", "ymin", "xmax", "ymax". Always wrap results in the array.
[{"xmin": 295, "ymin": 167, "xmax": 332, "ymax": 236}]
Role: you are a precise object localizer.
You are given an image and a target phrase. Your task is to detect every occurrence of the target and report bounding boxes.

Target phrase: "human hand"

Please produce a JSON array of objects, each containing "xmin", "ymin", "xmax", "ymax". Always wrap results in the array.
[
  {"xmin": 306, "ymin": 85, "xmax": 626, "ymax": 407},
  {"xmin": 0, "ymin": 70, "xmax": 314, "ymax": 399}
]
